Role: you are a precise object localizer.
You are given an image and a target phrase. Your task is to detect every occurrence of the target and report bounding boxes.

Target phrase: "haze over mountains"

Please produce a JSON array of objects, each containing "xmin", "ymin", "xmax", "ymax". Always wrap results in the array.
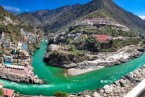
[{"xmin": 18, "ymin": 0, "xmax": 145, "ymax": 34}]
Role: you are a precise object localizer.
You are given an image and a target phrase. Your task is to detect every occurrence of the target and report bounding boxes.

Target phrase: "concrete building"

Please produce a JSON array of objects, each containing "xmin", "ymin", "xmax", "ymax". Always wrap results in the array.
[
  {"xmin": 3, "ymin": 55, "xmax": 13, "ymax": 65},
  {"xmin": 48, "ymin": 44, "xmax": 60, "ymax": 51}
]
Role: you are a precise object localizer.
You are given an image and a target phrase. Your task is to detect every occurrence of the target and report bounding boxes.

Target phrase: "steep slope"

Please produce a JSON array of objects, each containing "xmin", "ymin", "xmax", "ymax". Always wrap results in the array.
[
  {"xmin": 18, "ymin": 12, "xmax": 41, "ymax": 26},
  {"xmin": 18, "ymin": 0, "xmax": 145, "ymax": 34},
  {"xmin": 100, "ymin": 0, "xmax": 145, "ymax": 33},
  {"xmin": 18, "ymin": 0, "xmax": 103, "ymax": 33},
  {"xmin": 0, "ymin": 6, "xmax": 17, "ymax": 21},
  {"xmin": 0, "ymin": 6, "xmax": 24, "ymax": 42},
  {"xmin": 0, "ymin": 6, "xmax": 36, "ymax": 42}
]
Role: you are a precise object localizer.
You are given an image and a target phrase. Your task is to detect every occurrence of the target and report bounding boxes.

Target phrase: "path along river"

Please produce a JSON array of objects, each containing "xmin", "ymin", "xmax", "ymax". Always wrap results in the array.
[{"xmin": 0, "ymin": 41, "xmax": 145, "ymax": 96}]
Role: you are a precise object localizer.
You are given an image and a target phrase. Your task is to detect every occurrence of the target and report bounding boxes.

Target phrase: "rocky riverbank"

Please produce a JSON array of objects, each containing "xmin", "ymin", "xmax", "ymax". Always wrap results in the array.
[
  {"xmin": 67, "ymin": 48, "xmax": 143, "ymax": 76},
  {"xmin": 44, "ymin": 45, "xmax": 144, "ymax": 72},
  {"xmin": 43, "ymin": 45, "xmax": 144, "ymax": 76},
  {"xmin": 71, "ymin": 64, "xmax": 145, "ymax": 97},
  {"xmin": 67, "ymin": 47, "xmax": 143, "ymax": 69},
  {"xmin": 0, "ymin": 71, "xmax": 43, "ymax": 84}
]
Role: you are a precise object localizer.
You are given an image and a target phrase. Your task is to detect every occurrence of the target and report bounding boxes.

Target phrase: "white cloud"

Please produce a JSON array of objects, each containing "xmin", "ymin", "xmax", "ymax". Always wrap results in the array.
[
  {"xmin": 2, "ymin": 6, "xmax": 20, "ymax": 12},
  {"xmin": 139, "ymin": 16, "xmax": 145, "ymax": 20},
  {"xmin": 26, "ymin": 9, "xmax": 29, "ymax": 12},
  {"xmin": 16, "ymin": 8, "xmax": 20, "ymax": 11}
]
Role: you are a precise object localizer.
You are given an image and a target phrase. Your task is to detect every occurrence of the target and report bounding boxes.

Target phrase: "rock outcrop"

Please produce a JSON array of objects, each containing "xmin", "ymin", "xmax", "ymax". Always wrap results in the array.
[
  {"xmin": 44, "ymin": 51, "xmax": 91, "ymax": 69},
  {"xmin": 44, "ymin": 48, "xmax": 143, "ymax": 69}
]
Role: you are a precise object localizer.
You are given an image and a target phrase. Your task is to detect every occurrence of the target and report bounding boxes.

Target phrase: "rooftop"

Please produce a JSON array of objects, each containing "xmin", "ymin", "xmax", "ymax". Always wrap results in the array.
[
  {"xmin": 94, "ymin": 34, "xmax": 110, "ymax": 42},
  {"xmin": 3, "ymin": 88, "xmax": 15, "ymax": 97}
]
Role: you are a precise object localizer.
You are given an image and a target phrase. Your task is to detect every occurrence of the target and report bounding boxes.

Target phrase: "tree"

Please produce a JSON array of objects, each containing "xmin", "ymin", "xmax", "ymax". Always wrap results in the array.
[
  {"xmin": 16, "ymin": 49, "xmax": 20, "ymax": 64},
  {"xmin": 70, "ymin": 45, "xmax": 77, "ymax": 52},
  {"xmin": 0, "ymin": 89, "xmax": 3, "ymax": 96},
  {"xmin": 54, "ymin": 91, "xmax": 68, "ymax": 97}
]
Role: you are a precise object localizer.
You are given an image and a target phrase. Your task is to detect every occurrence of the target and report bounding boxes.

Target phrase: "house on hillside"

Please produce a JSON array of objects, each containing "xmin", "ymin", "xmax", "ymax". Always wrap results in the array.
[
  {"xmin": 0, "ymin": 32, "xmax": 12, "ymax": 50},
  {"xmin": 0, "ymin": 31, "xmax": 5, "ymax": 41},
  {"xmin": 48, "ymin": 44, "xmax": 60, "ymax": 51},
  {"xmin": 3, "ymin": 55, "xmax": 13, "ymax": 65},
  {"xmin": 76, "ymin": 19, "xmax": 93, "ymax": 26},
  {"xmin": 93, "ymin": 34, "xmax": 112, "ymax": 49},
  {"xmin": 94, "ymin": 34, "xmax": 111, "ymax": 42}
]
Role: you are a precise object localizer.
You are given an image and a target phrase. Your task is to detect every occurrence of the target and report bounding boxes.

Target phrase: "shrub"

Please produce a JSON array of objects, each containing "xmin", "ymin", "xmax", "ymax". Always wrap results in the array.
[
  {"xmin": 0, "ymin": 89, "xmax": 3, "ymax": 96},
  {"xmin": 0, "ymin": 57, "xmax": 3, "ymax": 63},
  {"xmin": 54, "ymin": 91, "xmax": 68, "ymax": 97}
]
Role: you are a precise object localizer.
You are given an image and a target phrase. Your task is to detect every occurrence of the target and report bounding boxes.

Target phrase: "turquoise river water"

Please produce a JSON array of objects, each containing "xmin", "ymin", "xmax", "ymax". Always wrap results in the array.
[{"xmin": 0, "ymin": 41, "xmax": 145, "ymax": 96}]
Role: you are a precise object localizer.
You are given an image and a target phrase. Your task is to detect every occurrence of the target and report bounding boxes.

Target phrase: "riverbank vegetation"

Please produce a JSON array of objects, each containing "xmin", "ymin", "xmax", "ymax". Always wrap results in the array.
[
  {"xmin": 0, "ymin": 89, "xmax": 3, "ymax": 96},
  {"xmin": 54, "ymin": 91, "xmax": 68, "ymax": 97}
]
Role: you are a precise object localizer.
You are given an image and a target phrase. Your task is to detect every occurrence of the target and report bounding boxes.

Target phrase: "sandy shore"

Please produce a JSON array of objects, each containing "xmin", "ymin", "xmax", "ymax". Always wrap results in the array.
[{"xmin": 67, "ymin": 66, "xmax": 104, "ymax": 76}]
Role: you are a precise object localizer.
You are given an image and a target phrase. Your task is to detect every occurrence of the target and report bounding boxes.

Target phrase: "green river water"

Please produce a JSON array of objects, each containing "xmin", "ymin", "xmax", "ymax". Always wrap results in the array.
[{"xmin": 0, "ymin": 41, "xmax": 145, "ymax": 96}]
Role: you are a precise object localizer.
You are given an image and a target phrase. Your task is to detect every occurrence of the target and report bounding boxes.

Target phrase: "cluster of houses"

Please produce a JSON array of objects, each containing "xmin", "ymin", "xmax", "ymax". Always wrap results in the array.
[
  {"xmin": 47, "ymin": 17, "xmax": 132, "ymax": 52},
  {"xmin": 0, "ymin": 29, "xmax": 42, "ymax": 85},
  {"xmin": 0, "ymin": 31, "xmax": 30, "ymax": 64},
  {"xmin": 48, "ymin": 29, "xmax": 131, "ymax": 52},
  {"xmin": 0, "ymin": 29, "xmax": 37, "ymax": 77},
  {"xmin": 76, "ymin": 17, "xmax": 130, "ymax": 32},
  {"xmin": 20, "ymin": 28, "xmax": 39, "ymax": 44},
  {"xmin": 48, "ymin": 26, "xmax": 128, "ymax": 43},
  {"xmin": 0, "ymin": 83, "xmax": 15, "ymax": 97},
  {"xmin": 67, "ymin": 33, "xmax": 82, "ymax": 41}
]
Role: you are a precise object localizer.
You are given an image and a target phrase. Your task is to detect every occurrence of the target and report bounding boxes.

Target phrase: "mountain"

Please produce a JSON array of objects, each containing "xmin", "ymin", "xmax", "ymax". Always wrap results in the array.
[
  {"xmin": 18, "ymin": 0, "xmax": 145, "ymax": 34},
  {"xmin": 18, "ymin": 0, "xmax": 103, "ymax": 33},
  {"xmin": 18, "ymin": 12, "xmax": 41, "ymax": 26}
]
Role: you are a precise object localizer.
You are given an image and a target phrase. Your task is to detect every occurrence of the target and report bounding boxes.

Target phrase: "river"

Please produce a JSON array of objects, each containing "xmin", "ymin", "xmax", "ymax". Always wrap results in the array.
[{"xmin": 0, "ymin": 41, "xmax": 145, "ymax": 96}]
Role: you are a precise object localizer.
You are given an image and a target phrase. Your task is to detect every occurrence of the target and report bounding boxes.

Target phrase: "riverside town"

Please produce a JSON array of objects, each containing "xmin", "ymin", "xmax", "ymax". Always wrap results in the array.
[{"xmin": 0, "ymin": 0, "xmax": 145, "ymax": 97}]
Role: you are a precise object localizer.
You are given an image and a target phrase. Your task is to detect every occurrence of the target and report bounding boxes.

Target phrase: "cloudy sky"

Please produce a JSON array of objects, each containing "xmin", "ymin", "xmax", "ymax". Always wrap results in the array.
[{"xmin": 0, "ymin": 0, "xmax": 145, "ymax": 19}]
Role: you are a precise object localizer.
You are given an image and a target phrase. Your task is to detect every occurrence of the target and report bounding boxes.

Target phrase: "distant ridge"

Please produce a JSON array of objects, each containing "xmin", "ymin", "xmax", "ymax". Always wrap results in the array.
[{"xmin": 18, "ymin": 0, "xmax": 145, "ymax": 34}]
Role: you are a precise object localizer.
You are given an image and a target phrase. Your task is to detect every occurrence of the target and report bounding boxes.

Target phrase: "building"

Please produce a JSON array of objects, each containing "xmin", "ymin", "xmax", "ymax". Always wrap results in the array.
[
  {"xmin": 0, "ymin": 31, "xmax": 5, "ymax": 41},
  {"xmin": 0, "ymin": 83, "xmax": 15, "ymax": 97},
  {"xmin": 3, "ymin": 55, "xmax": 13, "ymax": 65},
  {"xmin": 94, "ymin": 34, "xmax": 110, "ymax": 42},
  {"xmin": 3, "ymin": 88, "xmax": 15, "ymax": 97},
  {"xmin": 0, "ymin": 83, "xmax": 3, "ymax": 88},
  {"xmin": 76, "ymin": 19, "xmax": 93, "ymax": 26},
  {"xmin": 17, "ymin": 42, "xmax": 22, "ymax": 50},
  {"xmin": 48, "ymin": 44, "xmax": 60, "ymax": 51}
]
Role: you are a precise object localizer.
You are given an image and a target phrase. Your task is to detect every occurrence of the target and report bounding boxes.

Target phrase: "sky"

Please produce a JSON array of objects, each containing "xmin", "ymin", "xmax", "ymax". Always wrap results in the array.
[{"xmin": 0, "ymin": 0, "xmax": 145, "ymax": 19}]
